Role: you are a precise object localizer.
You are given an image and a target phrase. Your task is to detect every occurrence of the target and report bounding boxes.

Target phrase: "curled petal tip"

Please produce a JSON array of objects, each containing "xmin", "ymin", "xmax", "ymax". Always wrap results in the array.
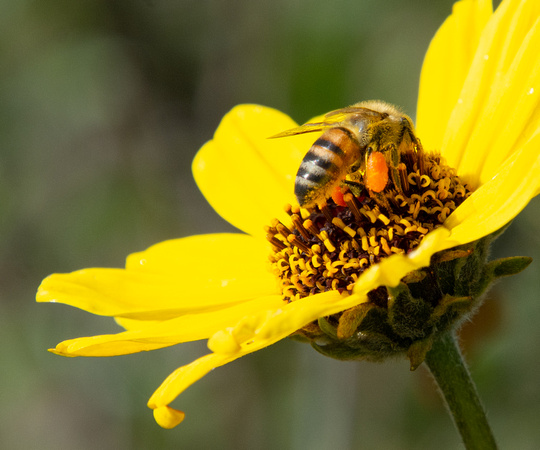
[
  {"xmin": 35, "ymin": 284, "xmax": 52, "ymax": 303},
  {"xmin": 48, "ymin": 347, "xmax": 73, "ymax": 357},
  {"xmin": 153, "ymin": 405, "xmax": 185, "ymax": 429}
]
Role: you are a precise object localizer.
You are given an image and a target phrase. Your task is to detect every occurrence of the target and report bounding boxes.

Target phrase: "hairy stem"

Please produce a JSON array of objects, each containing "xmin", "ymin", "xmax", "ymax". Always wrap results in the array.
[{"xmin": 424, "ymin": 331, "xmax": 497, "ymax": 449}]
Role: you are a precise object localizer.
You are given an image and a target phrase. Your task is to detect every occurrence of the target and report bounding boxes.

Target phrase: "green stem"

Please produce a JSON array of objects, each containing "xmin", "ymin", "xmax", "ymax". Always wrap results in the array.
[{"xmin": 424, "ymin": 331, "xmax": 497, "ymax": 450}]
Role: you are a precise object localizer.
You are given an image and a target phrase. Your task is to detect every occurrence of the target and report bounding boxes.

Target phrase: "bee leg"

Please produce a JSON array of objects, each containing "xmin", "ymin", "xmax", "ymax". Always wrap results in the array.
[
  {"xmin": 413, "ymin": 136, "xmax": 425, "ymax": 176},
  {"xmin": 384, "ymin": 144, "xmax": 403, "ymax": 194},
  {"xmin": 390, "ymin": 165, "xmax": 403, "ymax": 194},
  {"xmin": 368, "ymin": 189, "xmax": 391, "ymax": 212},
  {"xmin": 400, "ymin": 130, "xmax": 425, "ymax": 176},
  {"xmin": 342, "ymin": 180, "xmax": 364, "ymax": 198}
]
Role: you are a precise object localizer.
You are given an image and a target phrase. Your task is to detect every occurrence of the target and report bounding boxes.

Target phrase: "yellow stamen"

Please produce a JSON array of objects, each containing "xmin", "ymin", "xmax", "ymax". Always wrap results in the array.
[
  {"xmin": 319, "ymin": 230, "xmax": 336, "ymax": 252},
  {"xmin": 378, "ymin": 213, "xmax": 390, "ymax": 225},
  {"xmin": 332, "ymin": 217, "xmax": 356, "ymax": 237}
]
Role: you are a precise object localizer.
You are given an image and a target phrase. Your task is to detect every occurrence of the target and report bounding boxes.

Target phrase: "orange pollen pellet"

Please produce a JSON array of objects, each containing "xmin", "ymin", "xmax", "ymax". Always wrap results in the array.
[{"xmin": 365, "ymin": 152, "xmax": 389, "ymax": 192}]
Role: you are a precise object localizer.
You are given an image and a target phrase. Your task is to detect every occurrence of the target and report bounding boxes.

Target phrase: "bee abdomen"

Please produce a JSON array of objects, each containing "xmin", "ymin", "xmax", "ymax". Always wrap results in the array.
[{"xmin": 295, "ymin": 128, "xmax": 359, "ymax": 207}]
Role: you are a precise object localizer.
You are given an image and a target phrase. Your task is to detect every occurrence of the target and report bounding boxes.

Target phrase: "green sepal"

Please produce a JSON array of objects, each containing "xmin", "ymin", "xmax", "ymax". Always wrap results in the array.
[
  {"xmin": 430, "ymin": 294, "xmax": 473, "ymax": 324},
  {"xmin": 337, "ymin": 302, "xmax": 373, "ymax": 339},
  {"xmin": 407, "ymin": 337, "xmax": 433, "ymax": 371},
  {"xmin": 387, "ymin": 282, "xmax": 433, "ymax": 339},
  {"xmin": 317, "ymin": 316, "xmax": 338, "ymax": 339},
  {"xmin": 486, "ymin": 256, "xmax": 532, "ymax": 279},
  {"xmin": 311, "ymin": 330, "xmax": 400, "ymax": 361},
  {"xmin": 311, "ymin": 340, "xmax": 373, "ymax": 361}
]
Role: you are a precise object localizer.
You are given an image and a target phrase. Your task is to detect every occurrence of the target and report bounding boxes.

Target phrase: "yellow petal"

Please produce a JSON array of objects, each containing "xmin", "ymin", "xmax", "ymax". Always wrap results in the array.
[
  {"xmin": 464, "ymin": 15, "xmax": 540, "ymax": 185},
  {"xmin": 37, "ymin": 234, "xmax": 278, "ymax": 320},
  {"xmin": 417, "ymin": 0, "xmax": 492, "ymax": 151},
  {"xmin": 148, "ymin": 353, "xmax": 235, "ymax": 411},
  {"xmin": 49, "ymin": 339, "xmax": 175, "ymax": 357},
  {"xmin": 125, "ymin": 233, "xmax": 265, "ymax": 275},
  {"xmin": 445, "ymin": 132, "xmax": 540, "ymax": 244},
  {"xmin": 153, "ymin": 406, "xmax": 185, "ymax": 429},
  {"xmin": 49, "ymin": 294, "xmax": 284, "ymax": 357},
  {"xmin": 442, "ymin": 0, "xmax": 540, "ymax": 186},
  {"xmin": 192, "ymin": 104, "xmax": 316, "ymax": 238}
]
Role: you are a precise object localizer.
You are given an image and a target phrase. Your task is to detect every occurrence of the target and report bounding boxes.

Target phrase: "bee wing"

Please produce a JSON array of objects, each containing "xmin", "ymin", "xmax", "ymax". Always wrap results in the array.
[
  {"xmin": 325, "ymin": 106, "xmax": 366, "ymax": 117},
  {"xmin": 324, "ymin": 106, "xmax": 382, "ymax": 120},
  {"xmin": 269, "ymin": 105, "xmax": 383, "ymax": 139},
  {"xmin": 268, "ymin": 122, "xmax": 336, "ymax": 139}
]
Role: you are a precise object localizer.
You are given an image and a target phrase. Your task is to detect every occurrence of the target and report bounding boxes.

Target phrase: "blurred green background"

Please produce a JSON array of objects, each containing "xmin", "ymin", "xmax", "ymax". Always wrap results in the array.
[{"xmin": 3, "ymin": 0, "xmax": 539, "ymax": 449}]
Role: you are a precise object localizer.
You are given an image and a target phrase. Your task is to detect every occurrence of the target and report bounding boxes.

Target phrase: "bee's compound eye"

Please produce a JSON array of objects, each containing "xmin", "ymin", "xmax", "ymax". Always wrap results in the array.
[{"xmin": 365, "ymin": 152, "xmax": 389, "ymax": 193}]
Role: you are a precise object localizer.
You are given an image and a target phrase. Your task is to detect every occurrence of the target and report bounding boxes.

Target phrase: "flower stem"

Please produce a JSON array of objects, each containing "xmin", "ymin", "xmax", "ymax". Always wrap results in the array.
[{"xmin": 424, "ymin": 331, "xmax": 497, "ymax": 449}]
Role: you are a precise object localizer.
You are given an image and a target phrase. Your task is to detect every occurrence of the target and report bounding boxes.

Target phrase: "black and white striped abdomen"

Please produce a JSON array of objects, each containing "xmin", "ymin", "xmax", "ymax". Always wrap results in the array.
[{"xmin": 295, "ymin": 127, "xmax": 361, "ymax": 207}]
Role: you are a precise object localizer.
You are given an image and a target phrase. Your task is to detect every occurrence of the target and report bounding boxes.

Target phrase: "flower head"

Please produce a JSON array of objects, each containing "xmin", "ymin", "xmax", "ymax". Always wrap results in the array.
[{"xmin": 37, "ymin": 0, "xmax": 540, "ymax": 429}]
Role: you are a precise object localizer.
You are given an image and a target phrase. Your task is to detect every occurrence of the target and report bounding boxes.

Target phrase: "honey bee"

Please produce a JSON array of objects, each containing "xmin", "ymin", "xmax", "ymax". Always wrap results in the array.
[{"xmin": 270, "ymin": 100, "xmax": 422, "ymax": 208}]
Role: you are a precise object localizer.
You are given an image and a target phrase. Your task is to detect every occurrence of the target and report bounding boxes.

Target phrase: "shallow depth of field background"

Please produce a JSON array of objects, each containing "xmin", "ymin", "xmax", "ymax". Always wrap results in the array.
[{"xmin": 3, "ymin": 0, "xmax": 539, "ymax": 449}]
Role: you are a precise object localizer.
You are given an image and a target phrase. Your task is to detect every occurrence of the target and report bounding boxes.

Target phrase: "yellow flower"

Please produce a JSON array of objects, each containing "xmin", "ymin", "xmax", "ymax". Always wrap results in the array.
[{"xmin": 37, "ymin": 0, "xmax": 540, "ymax": 429}]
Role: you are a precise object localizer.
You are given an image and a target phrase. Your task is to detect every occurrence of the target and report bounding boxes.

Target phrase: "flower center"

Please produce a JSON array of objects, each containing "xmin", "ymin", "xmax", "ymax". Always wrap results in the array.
[{"xmin": 266, "ymin": 150, "xmax": 472, "ymax": 302}]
